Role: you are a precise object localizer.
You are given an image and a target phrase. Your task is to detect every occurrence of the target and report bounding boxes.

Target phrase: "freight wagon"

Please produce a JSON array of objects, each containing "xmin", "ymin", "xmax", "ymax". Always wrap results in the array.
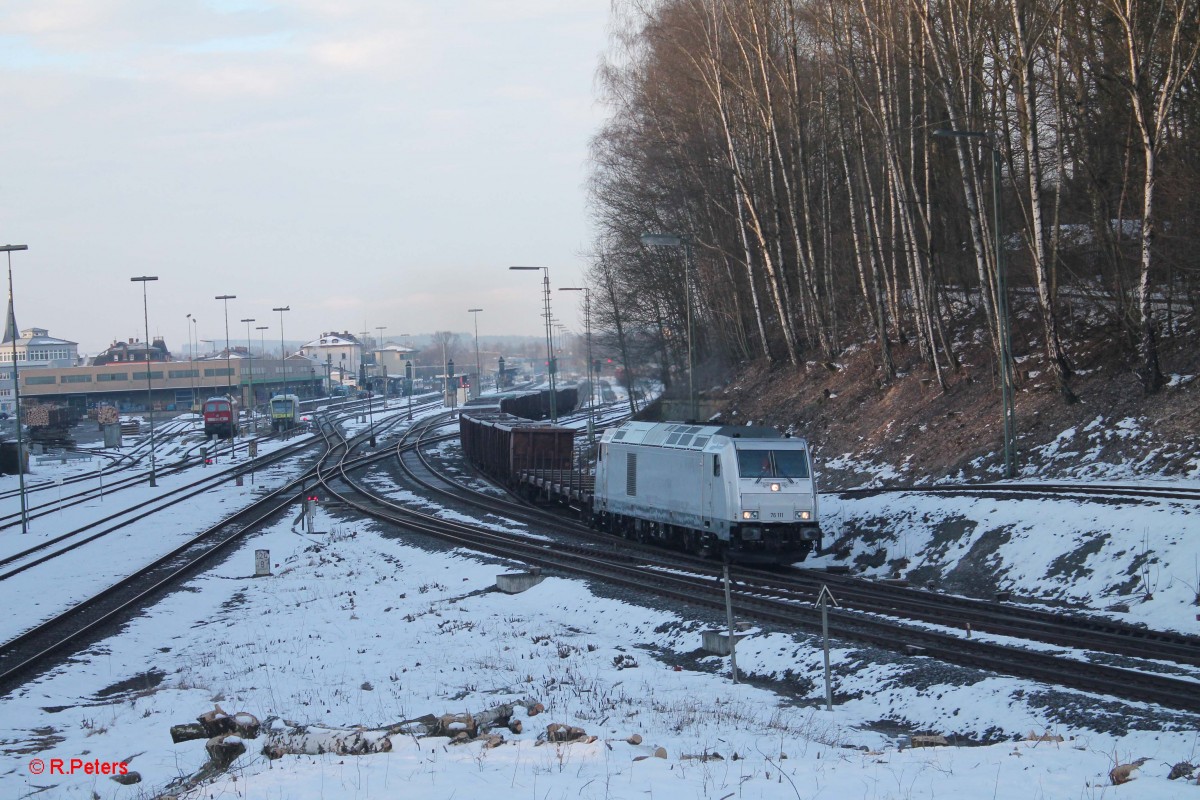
[{"xmin": 458, "ymin": 412, "xmax": 576, "ymax": 482}]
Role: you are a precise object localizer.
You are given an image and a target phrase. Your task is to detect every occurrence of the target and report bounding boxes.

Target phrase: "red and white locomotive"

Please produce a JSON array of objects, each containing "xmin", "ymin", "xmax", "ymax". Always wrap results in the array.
[{"xmin": 202, "ymin": 396, "xmax": 239, "ymax": 439}]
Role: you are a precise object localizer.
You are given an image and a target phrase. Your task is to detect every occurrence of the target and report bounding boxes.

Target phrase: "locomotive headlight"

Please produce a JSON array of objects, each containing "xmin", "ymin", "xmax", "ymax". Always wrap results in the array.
[
  {"xmin": 796, "ymin": 510, "xmax": 811, "ymax": 521},
  {"xmin": 741, "ymin": 510, "xmax": 758, "ymax": 520},
  {"xmin": 770, "ymin": 483, "xmax": 781, "ymax": 492}
]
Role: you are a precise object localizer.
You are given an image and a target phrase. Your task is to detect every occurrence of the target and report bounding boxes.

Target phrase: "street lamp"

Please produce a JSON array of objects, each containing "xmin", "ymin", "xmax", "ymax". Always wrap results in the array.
[
  {"xmin": 241, "ymin": 318, "xmax": 256, "ymax": 432},
  {"xmin": 560, "ymin": 287, "xmax": 595, "ymax": 445},
  {"xmin": 131, "ymin": 276, "xmax": 159, "ymax": 487},
  {"xmin": 397, "ymin": 333, "xmax": 414, "ymax": 419},
  {"xmin": 273, "ymin": 305, "xmax": 290, "ymax": 395},
  {"xmin": 467, "ymin": 309, "xmax": 482, "ymax": 399},
  {"xmin": 933, "ymin": 128, "xmax": 1016, "ymax": 478},
  {"xmin": 257, "ymin": 326, "xmax": 269, "ymax": 399},
  {"xmin": 359, "ymin": 329, "xmax": 376, "ymax": 446},
  {"xmin": 215, "ymin": 295, "xmax": 237, "ymax": 459},
  {"xmin": 509, "ymin": 266, "xmax": 557, "ymax": 421},
  {"xmin": 3, "ymin": 244, "xmax": 29, "ymax": 532},
  {"xmin": 186, "ymin": 313, "xmax": 198, "ymax": 412},
  {"xmin": 641, "ymin": 233, "xmax": 696, "ymax": 422},
  {"xmin": 376, "ymin": 325, "xmax": 387, "ymax": 399},
  {"xmin": 215, "ymin": 295, "xmax": 237, "ymax": 398},
  {"xmin": 405, "ymin": 360, "xmax": 413, "ymax": 420}
]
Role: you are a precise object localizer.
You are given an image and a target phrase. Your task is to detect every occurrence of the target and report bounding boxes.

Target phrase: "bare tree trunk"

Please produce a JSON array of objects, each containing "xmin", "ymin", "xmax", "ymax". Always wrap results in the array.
[
  {"xmin": 1007, "ymin": 0, "xmax": 1076, "ymax": 402},
  {"xmin": 1105, "ymin": 0, "xmax": 1200, "ymax": 392}
]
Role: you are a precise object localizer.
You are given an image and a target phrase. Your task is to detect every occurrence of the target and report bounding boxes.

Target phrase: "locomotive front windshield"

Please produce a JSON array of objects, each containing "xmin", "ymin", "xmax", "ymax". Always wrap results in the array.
[
  {"xmin": 271, "ymin": 399, "xmax": 291, "ymax": 413},
  {"xmin": 736, "ymin": 449, "xmax": 810, "ymax": 479}
]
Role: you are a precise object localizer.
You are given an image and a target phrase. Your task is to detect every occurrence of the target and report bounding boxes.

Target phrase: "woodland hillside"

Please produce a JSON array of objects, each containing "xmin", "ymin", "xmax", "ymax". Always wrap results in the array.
[{"xmin": 583, "ymin": 0, "xmax": 1200, "ymax": 443}]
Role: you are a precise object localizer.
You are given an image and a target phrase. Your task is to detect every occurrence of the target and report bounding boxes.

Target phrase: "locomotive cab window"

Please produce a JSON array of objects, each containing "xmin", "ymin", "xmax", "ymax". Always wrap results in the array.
[
  {"xmin": 736, "ymin": 449, "xmax": 810, "ymax": 479},
  {"xmin": 713, "ymin": 455, "xmax": 721, "ymax": 477}
]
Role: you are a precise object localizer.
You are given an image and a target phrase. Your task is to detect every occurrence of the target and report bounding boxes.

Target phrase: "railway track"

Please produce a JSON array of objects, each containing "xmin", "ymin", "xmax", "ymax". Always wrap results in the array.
[
  {"xmin": 411, "ymin": 421, "xmax": 1200, "ymax": 670},
  {"xmin": 336, "ymin": 421, "xmax": 1200, "ymax": 714},
  {"xmin": 0, "ymin": 395, "xmax": 417, "ymax": 527},
  {"xmin": 0, "ymin": 399, "xmax": 442, "ymax": 691},
  {"xmin": 839, "ymin": 480, "xmax": 1200, "ymax": 503}
]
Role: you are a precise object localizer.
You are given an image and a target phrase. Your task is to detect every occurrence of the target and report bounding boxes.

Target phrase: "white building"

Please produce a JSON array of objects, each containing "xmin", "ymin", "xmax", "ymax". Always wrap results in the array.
[
  {"xmin": 0, "ymin": 295, "xmax": 80, "ymax": 415},
  {"xmin": 299, "ymin": 332, "xmax": 363, "ymax": 386}
]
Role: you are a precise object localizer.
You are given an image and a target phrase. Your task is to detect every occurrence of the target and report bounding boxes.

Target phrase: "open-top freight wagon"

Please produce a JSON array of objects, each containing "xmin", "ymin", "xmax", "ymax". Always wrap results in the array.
[
  {"xmin": 458, "ymin": 412, "xmax": 575, "ymax": 482},
  {"xmin": 463, "ymin": 387, "xmax": 580, "ymax": 420}
]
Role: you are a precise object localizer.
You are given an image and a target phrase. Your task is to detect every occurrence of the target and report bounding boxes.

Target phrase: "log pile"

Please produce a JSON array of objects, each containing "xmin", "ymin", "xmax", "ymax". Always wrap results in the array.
[
  {"xmin": 166, "ymin": 700, "xmax": 654, "ymax": 790},
  {"xmin": 23, "ymin": 404, "xmax": 71, "ymax": 429},
  {"xmin": 96, "ymin": 406, "xmax": 119, "ymax": 426}
]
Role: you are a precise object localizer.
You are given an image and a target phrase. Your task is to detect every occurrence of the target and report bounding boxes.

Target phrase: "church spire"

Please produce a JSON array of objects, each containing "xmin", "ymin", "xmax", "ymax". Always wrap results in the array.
[{"xmin": 1, "ymin": 292, "xmax": 16, "ymax": 344}]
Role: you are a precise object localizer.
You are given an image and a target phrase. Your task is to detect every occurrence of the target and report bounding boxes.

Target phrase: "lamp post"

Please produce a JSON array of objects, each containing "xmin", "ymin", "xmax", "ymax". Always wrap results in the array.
[
  {"xmin": 358, "ymin": 329, "xmax": 376, "ymax": 446},
  {"xmin": 933, "ymin": 128, "xmax": 1015, "ymax": 478},
  {"xmin": 215, "ymin": 295, "xmax": 236, "ymax": 398},
  {"xmin": 376, "ymin": 325, "xmax": 387, "ymax": 399},
  {"xmin": 508, "ymin": 266, "xmax": 557, "ymax": 421},
  {"xmin": 560, "ymin": 287, "xmax": 595, "ymax": 445},
  {"xmin": 256, "ymin": 324, "xmax": 269, "ymax": 396},
  {"xmin": 215, "ymin": 294, "xmax": 237, "ymax": 460},
  {"xmin": 3, "ymin": 244, "xmax": 29, "ymax": 532},
  {"xmin": 273, "ymin": 305, "xmax": 290, "ymax": 395},
  {"xmin": 467, "ymin": 309, "xmax": 482, "ymax": 399},
  {"xmin": 187, "ymin": 314, "xmax": 198, "ymax": 412},
  {"xmin": 641, "ymin": 233, "xmax": 696, "ymax": 422},
  {"xmin": 405, "ymin": 360, "xmax": 413, "ymax": 420},
  {"xmin": 131, "ymin": 276, "xmax": 159, "ymax": 487},
  {"xmin": 241, "ymin": 318, "xmax": 256, "ymax": 432}
]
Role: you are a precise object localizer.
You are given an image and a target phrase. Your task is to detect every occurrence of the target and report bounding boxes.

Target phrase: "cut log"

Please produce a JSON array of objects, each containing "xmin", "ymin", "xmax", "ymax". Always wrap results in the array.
[
  {"xmin": 197, "ymin": 706, "xmax": 236, "ymax": 738},
  {"xmin": 205, "ymin": 735, "xmax": 247, "ymax": 770},
  {"xmin": 170, "ymin": 723, "xmax": 208, "ymax": 744},
  {"xmin": 543, "ymin": 723, "xmax": 588, "ymax": 743},
  {"xmin": 261, "ymin": 722, "xmax": 394, "ymax": 759}
]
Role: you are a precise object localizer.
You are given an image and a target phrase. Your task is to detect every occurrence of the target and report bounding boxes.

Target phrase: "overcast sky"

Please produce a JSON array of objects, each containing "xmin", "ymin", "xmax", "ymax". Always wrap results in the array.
[{"xmin": 0, "ymin": 0, "xmax": 613, "ymax": 356}]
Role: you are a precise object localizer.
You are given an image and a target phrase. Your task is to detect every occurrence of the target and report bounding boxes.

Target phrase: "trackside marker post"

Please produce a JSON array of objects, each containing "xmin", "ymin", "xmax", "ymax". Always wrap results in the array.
[
  {"xmin": 723, "ymin": 562, "xmax": 738, "ymax": 684},
  {"xmin": 817, "ymin": 585, "xmax": 840, "ymax": 711}
]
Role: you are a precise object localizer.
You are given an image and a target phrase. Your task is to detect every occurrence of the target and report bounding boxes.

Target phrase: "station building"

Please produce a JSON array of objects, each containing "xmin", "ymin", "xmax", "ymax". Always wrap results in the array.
[{"xmin": 12, "ymin": 353, "xmax": 325, "ymax": 417}]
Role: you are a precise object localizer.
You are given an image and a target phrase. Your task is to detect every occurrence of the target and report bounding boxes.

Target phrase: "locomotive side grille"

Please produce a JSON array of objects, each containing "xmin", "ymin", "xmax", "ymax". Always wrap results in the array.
[{"xmin": 626, "ymin": 452, "xmax": 637, "ymax": 496}]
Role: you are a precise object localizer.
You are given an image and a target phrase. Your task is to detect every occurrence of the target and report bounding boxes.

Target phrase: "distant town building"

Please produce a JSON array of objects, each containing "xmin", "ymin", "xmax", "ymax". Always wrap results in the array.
[
  {"xmin": 0, "ymin": 292, "xmax": 81, "ymax": 413},
  {"xmin": 300, "ymin": 332, "xmax": 363, "ymax": 385},
  {"xmin": 374, "ymin": 343, "xmax": 418, "ymax": 376},
  {"xmin": 93, "ymin": 337, "xmax": 172, "ymax": 365}
]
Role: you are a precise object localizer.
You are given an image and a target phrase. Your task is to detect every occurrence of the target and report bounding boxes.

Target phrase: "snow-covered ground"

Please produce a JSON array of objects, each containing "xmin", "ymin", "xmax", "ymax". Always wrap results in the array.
[{"xmin": 2, "ymin": 411, "xmax": 1199, "ymax": 798}]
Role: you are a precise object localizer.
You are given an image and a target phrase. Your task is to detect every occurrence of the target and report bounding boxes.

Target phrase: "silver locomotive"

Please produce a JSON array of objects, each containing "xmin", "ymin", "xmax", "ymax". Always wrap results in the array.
[{"xmin": 592, "ymin": 421, "xmax": 821, "ymax": 563}]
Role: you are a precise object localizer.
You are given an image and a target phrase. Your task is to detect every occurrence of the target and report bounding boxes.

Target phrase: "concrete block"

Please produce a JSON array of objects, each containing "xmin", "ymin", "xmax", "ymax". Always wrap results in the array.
[
  {"xmin": 701, "ymin": 630, "xmax": 743, "ymax": 656},
  {"xmin": 496, "ymin": 571, "xmax": 544, "ymax": 594}
]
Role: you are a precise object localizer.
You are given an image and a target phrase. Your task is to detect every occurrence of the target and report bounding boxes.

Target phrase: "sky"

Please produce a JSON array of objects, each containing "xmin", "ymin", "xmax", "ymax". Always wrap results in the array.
[
  {"xmin": 2, "ymin": 401, "xmax": 1198, "ymax": 798},
  {"xmin": 0, "ymin": 0, "xmax": 614, "ymax": 355}
]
